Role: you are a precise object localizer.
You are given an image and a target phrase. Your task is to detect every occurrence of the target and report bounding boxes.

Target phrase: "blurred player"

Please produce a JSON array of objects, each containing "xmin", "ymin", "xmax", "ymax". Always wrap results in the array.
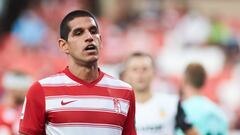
[
  {"xmin": 0, "ymin": 70, "xmax": 33, "ymax": 135},
  {"xmin": 178, "ymin": 63, "xmax": 228, "ymax": 135},
  {"xmin": 121, "ymin": 52, "xmax": 198, "ymax": 135}
]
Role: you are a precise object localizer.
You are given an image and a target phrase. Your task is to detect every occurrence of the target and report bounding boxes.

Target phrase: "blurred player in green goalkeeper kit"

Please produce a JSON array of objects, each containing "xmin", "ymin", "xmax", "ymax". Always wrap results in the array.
[{"xmin": 177, "ymin": 63, "xmax": 228, "ymax": 135}]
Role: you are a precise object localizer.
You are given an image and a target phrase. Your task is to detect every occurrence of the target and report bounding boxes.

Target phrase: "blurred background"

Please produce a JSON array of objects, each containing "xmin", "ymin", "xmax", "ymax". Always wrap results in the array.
[{"xmin": 0, "ymin": 0, "xmax": 239, "ymax": 134}]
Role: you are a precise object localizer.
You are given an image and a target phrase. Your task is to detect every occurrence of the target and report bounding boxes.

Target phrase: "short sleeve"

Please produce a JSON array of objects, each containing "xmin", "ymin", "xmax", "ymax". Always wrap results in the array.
[
  {"xmin": 19, "ymin": 82, "xmax": 46, "ymax": 135},
  {"xmin": 199, "ymin": 112, "xmax": 228, "ymax": 135},
  {"xmin": 122, "ymin": 90, "xmax": 137, "ymax": 135}
]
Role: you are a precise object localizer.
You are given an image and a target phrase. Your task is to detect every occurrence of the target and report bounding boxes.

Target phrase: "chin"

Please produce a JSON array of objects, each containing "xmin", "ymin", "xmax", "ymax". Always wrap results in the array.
[{"xmin": 86, "ymin": 57, "xmax": 98, "ymax": 64}]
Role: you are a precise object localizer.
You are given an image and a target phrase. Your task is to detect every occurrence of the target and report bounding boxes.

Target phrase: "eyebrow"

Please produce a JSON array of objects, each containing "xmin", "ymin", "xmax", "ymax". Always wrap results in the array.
[
  {"xmin": 72, "ymin": 27, "xmax": 83, "ymax": 33},
  {"xmin": 89, "ymin": 25, "xmax": 97, "ymax": 29},
  {"xmin": 72, "ymin": 25, "xmax": 97, "ymax": 31}
]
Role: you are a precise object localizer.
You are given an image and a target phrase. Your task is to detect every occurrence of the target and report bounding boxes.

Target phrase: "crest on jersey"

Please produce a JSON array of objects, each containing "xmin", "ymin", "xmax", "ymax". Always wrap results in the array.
[
  {"xmin": 113, "ymin": 98, "xmax": 121, "ymax": 113},
  {"xmin": 159, "ymin": 109, "xmax": 166, "ymax": 118}
]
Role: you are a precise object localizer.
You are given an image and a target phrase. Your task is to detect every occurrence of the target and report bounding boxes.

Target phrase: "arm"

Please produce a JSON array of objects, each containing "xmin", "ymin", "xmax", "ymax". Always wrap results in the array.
[
  {"xmin": 175, "ymin": 100, "xmax": 199, "ymax": 135},
  {"xmin": 19, "ymin": 82, "xmax": 46, "ymax": 135},
  {"xmin": 185, "ymin": 128, "xmax": 199, "ymax": 135},
  {"xmin": 122, "ymin": 90, "xmax": 137, "ymax": 135}
]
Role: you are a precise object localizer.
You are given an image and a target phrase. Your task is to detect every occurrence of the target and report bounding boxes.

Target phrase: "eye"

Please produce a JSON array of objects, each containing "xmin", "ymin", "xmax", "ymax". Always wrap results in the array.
[
  {"xmin": 142, "ymin": 67, "xmax": 147, "ymax": 71},
  {"xmin": 132, "ymin": 68, "xmax": 138, "ymax": 72},
  {"xmin": 89, "ymin": 26, "xmax": 98, "ymax": 34},
  {"xmin": 73, "ymin": 28, "xmax": 84, "ymax": 36}
]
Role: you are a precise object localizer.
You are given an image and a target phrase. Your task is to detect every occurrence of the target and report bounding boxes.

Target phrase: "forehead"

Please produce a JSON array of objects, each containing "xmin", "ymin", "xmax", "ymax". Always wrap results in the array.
[
  {"xmin": 126, "ymin": 56, "xmax": 153, "ymax": 68},
  {"xmin": 68, "ymin": 16, "xmax": 97, "ymax": 30}
]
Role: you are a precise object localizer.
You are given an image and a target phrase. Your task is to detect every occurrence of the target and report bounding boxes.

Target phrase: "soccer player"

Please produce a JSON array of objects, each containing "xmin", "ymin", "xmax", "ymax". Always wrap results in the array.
[
  {"xmin": 19, "ymin": 10, "xmax": 136, "ymax": 135},
  {"xmin": 178, "ymin": 63, "xmax": 228, "ymax": 135},
  {"xmin": 121, "ymin": 52, "xmax": 198, "ymax": 135}
]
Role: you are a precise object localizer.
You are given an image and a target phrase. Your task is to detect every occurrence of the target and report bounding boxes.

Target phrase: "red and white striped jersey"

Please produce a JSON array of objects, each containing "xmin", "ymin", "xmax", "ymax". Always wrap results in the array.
[{"xmin": 19, "ymin": 67, "xmax": 136, "ymax": 135}]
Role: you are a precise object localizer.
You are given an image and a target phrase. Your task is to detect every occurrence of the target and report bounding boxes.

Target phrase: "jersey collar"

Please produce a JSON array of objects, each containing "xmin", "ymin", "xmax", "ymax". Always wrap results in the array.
[{"xmin": 63, "ymin": 67, "xmax": 104, "ymax": 87}]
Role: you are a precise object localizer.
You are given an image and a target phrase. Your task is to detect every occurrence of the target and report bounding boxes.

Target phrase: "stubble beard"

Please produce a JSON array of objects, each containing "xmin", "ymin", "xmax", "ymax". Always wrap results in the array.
[{"xmin": 74, "ymin": 55, "xmax": 98, "ymax": 68}]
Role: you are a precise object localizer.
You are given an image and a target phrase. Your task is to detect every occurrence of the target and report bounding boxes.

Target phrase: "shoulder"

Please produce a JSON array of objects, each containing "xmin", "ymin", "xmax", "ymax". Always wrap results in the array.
[
  {"xmin": 199, "ymin": 99, "xmax": 228, "ymax": 132},
  {"xmin": 154, "ymin": 92, "xmax": 179, "ymax": 104},
  {"xmin": 38, "ymin": 72, "xmax": 78, "ymax": 86},
  {"xmin": 183, "ymin": 97, "xmax": 227, "ymax": 122},
  {"xmin": 97, "ymin": 73, "xmax": 132, "ymax": 90},
  {"xmin": 25, "ymin": 81, "xmax": 45, "ymax": 102},
  {"xmin": 27, "ymin": 72, "xmax": 73, "ymax": 96},
  {"xmin": 192, "ymin": 97, "xmax": 223, "ymax": 115},
  {"xmin": 204, "ymin": 98, "xmax": 227, "ymax": 121}
]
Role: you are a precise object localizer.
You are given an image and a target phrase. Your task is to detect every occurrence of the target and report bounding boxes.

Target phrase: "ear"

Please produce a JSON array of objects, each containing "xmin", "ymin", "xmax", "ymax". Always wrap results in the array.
[{"xmin": 58, "ymin": 39, "xmax": 70, "ymax": 54}]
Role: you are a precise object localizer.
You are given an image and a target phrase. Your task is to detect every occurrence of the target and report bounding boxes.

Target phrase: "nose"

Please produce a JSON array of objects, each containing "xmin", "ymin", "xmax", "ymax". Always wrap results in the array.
[
  {"xmin": 85, "ymin": 31, "xmax": 93, "ymax": 43},
  {"xmin": 136, "ymin": 69, "xmax": 144, "ymax": 73}
]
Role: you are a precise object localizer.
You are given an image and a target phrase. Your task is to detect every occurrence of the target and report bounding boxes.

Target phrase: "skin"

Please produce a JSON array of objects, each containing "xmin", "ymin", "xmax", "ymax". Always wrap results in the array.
[
  {"xmin": 58, "ymin": 16, "xmax": 102, "ymax": 82},
  {"xmin": 20, "ymin": 16, "xmax": 102, "ymax": 135},
  {"xmin": 181, "ymin": 76, "xmax": 202, "ymax": 100},
  {"xmin": 123, "ymin": 56, "xmax": 154, "ymax": 103}
]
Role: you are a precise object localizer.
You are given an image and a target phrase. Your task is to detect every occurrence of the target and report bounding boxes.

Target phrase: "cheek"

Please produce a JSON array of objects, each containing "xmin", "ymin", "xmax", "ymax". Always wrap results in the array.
[
  {"xmin": 124, "ymin": 72, "xmax": 135, "ymax": 82},
  {"xmin": 128, "ymin": 72, "xmax": 139, "ymax": 79},
  {"xmin": 95, "ymin": 36, "xmax": 101, "ymax": 45},
  {"xmin": 146, "ymin": 71, "xmax": 154, "ymax": 78},
  {"xmin": 69, "ymin": 42, "xmax": 83, "ymax": 50},
  {"xmin": 131, "ymin": 75, "xmax": 142, "ymax": 84},
  {"xmin": 147, "ymin": 73, "xmax": 154, "ymax": 80}
]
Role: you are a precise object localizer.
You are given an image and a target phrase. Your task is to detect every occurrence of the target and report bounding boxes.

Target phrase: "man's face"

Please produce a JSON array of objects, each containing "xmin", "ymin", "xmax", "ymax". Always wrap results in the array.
[
  {"xmin": 61, "ymin": 16, "xmax": 101, "ymax": 65},
  {"xmin": 124, "ymin": 56, "xmax": 154, "ymax": 92}
]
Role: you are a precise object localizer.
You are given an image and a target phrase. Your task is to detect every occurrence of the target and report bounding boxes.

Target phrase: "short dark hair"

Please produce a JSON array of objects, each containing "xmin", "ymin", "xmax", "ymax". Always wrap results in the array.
[
  {"xmin": 60, "ymin": 10, "xmax": 99, "ymax": 41},
  {"xmin": 125, "ymin": 52, "xmax": 155, "ymax": 68},
  {"xmin": 120, "ymin": 52, "xmax": 155, "ymax": 80},
  {"xmin": 185, "ymin": 63, "xmax": 206, "ymax": 89}
]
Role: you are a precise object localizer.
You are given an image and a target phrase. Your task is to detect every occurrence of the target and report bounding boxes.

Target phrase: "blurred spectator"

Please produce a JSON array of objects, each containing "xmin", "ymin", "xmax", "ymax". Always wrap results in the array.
[
  {"xmin": 0, "ymin": 70, "xmax": 33, "ymax": 135},
  {"xmin": 0, "ymin": 0, "xmax": 29, "ymax": 38},
  {"xmin": 208, "ymin": 16, "xmax": 231, "ymax": 46},
  {"xmin": 208, "ymin": 15, "xmax": 240, "ymax": 65},
  {"xmin": 164, "ymin": 2, "xmax": 211, "ymax": 49},
  {"xmin": 217, "ymin": 63, "xmax": 240, "ymax": 132},
  {"xmin": 11, "ymin": 0, "xmax": 47, "ymax": 49}
]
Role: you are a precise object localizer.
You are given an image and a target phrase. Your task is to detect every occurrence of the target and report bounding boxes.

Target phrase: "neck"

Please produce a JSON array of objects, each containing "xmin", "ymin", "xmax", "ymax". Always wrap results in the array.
[
  {"xmin": 68, "ymin": 61, "xmax": 99, "ymax": 83},
  {"xmin": 135, "ymin": 87, "xmax": 152, "ymax": 103},
  {"xmin": 183, "ymin": 86, "xmax": 201, "ymax": 100}
]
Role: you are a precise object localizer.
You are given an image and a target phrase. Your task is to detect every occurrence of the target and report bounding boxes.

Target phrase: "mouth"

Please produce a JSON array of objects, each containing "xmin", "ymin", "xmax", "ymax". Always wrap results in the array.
[{"xmin": 84, "ymin": 44, "xmax": 97, "ymax": 51}]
